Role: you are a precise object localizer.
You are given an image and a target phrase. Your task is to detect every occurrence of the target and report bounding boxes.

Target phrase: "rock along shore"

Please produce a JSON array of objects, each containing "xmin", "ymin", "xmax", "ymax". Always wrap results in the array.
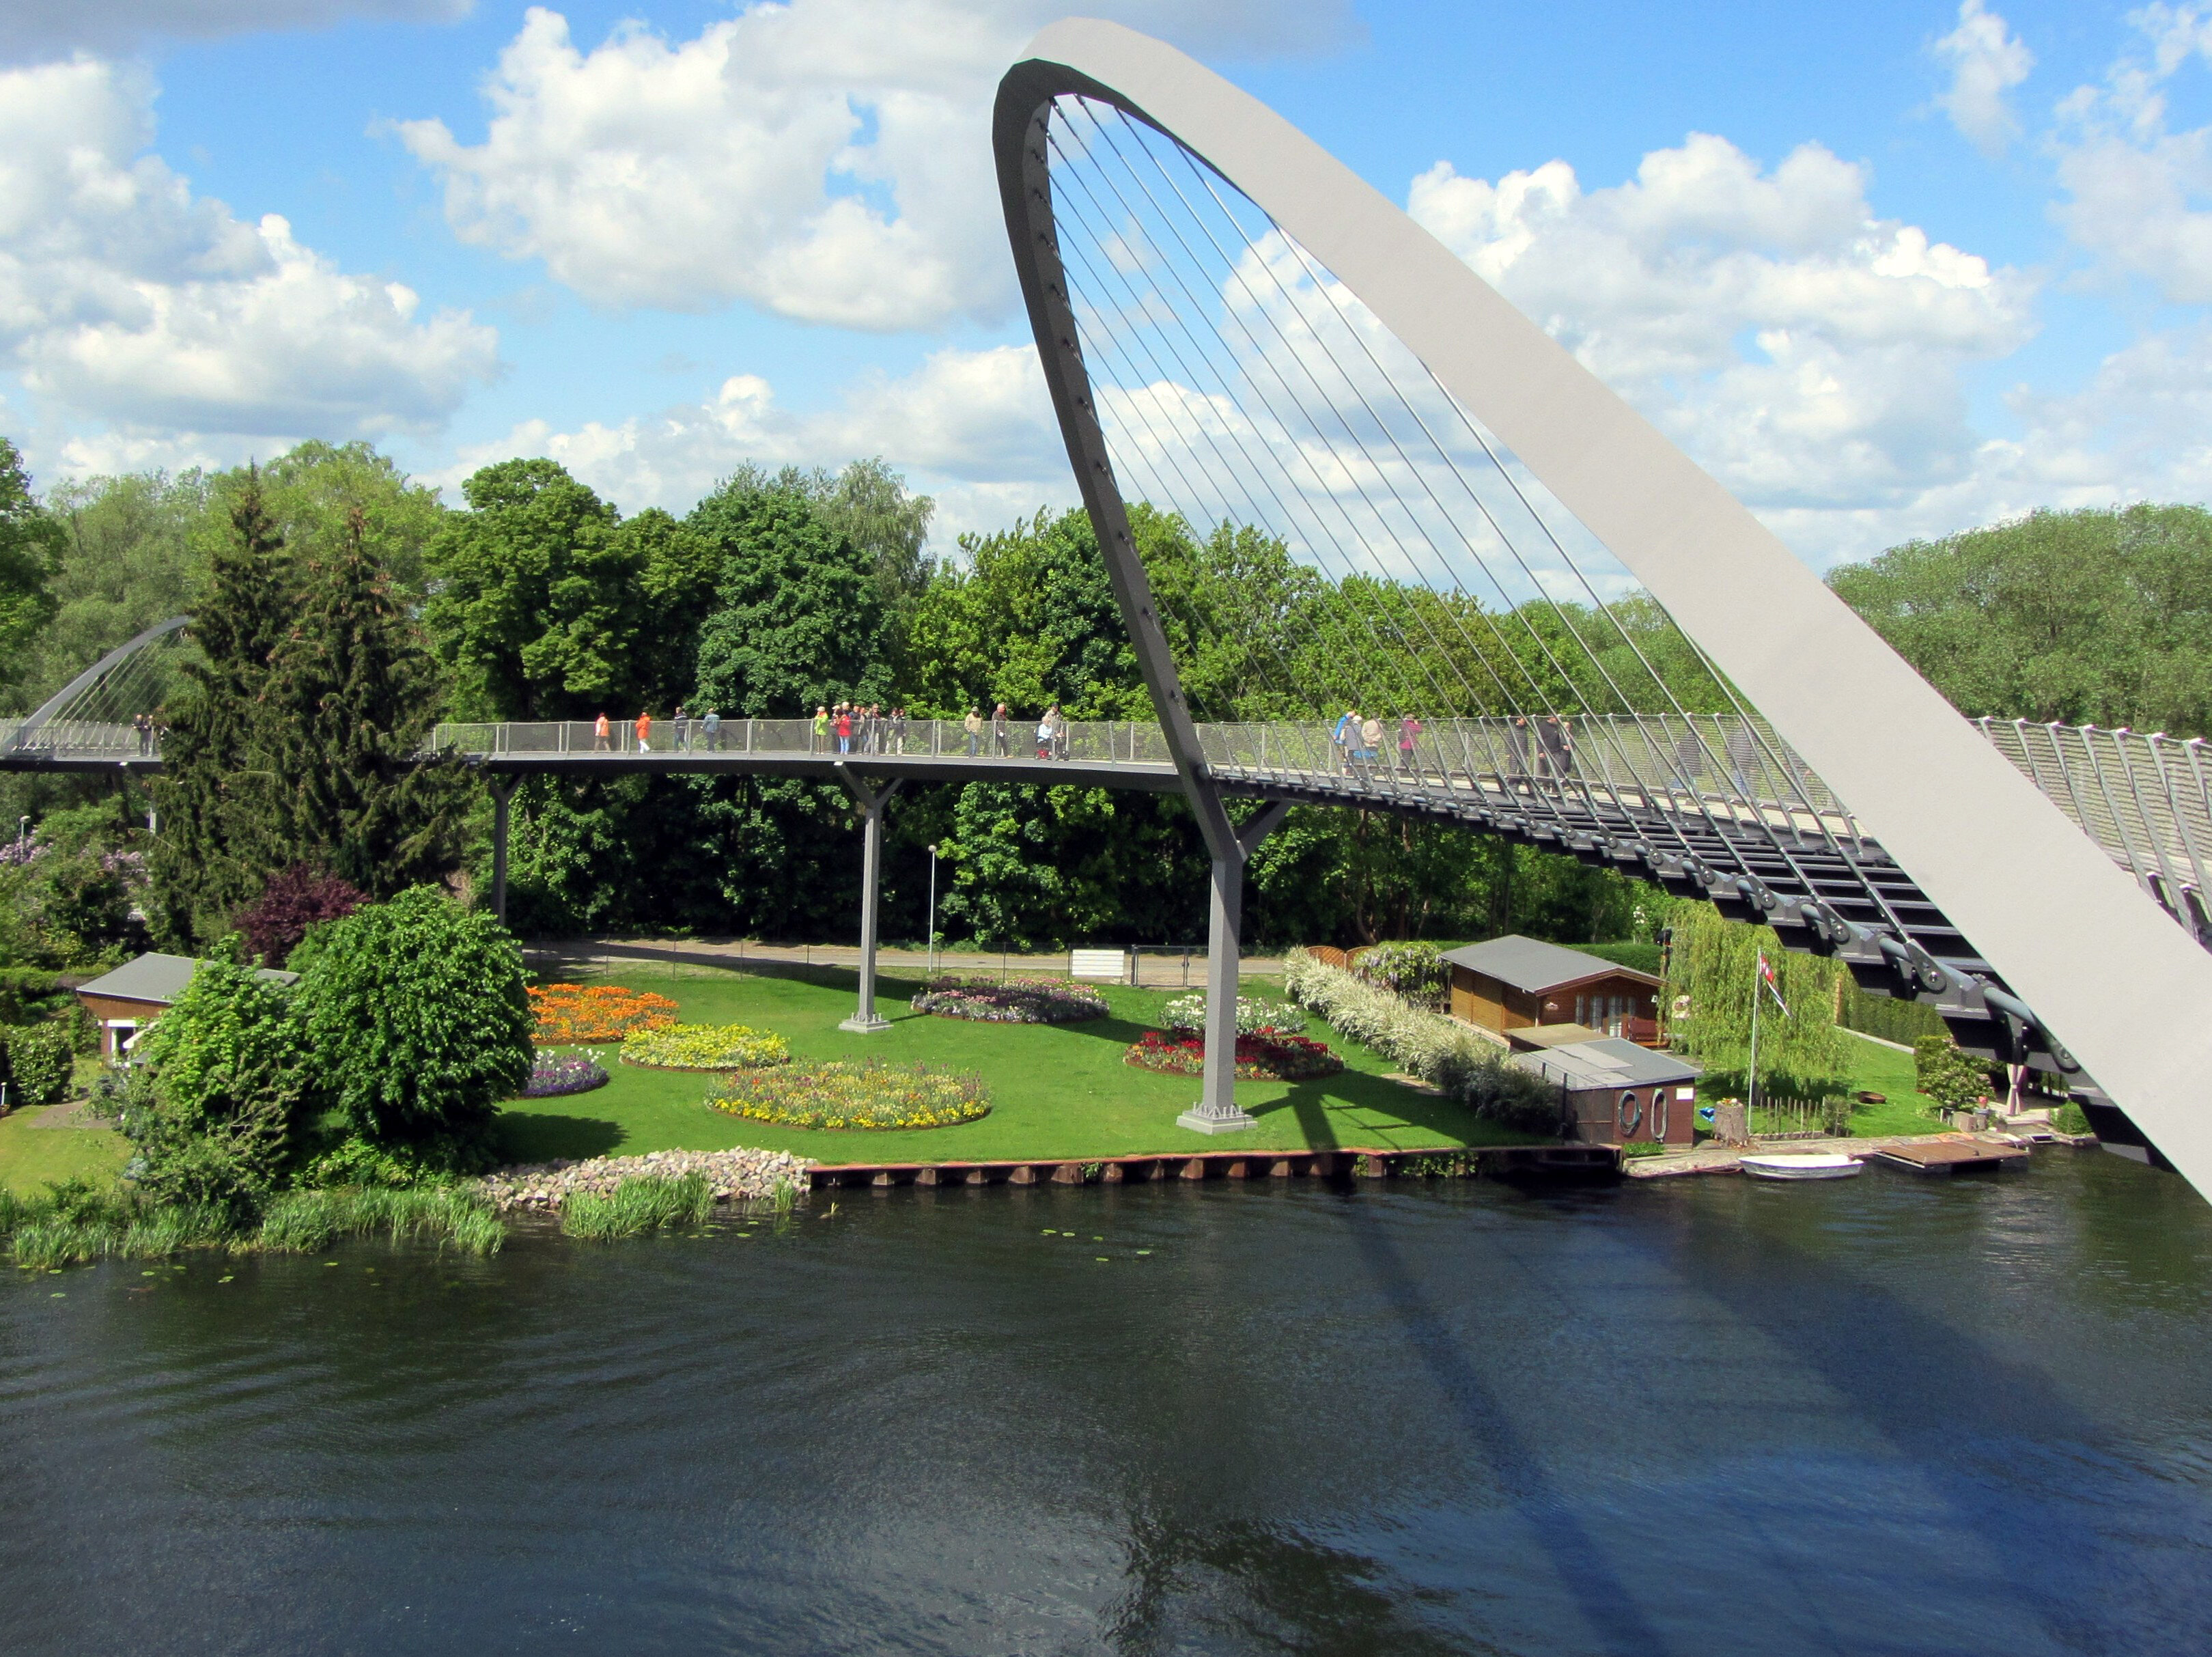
[{"xmin": 477, "ymin": 1147, "xmax": 815, "ymax": 1212}]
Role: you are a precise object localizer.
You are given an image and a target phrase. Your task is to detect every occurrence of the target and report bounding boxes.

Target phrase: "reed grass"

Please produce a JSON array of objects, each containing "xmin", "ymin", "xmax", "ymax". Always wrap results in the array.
[
  {"xmin": 256, "ymin": 1187, "xmax": 506, "ymax": 1255},
  {"xmin": 559, "ymin": 1173, "xmax": 715, "ymax": 1240}
]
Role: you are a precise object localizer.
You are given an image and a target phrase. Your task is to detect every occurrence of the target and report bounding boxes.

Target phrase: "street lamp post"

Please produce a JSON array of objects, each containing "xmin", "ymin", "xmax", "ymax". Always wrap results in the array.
[
  {"xmin": 15, "ymin": 816, "xmax": 27, "ymax": 859},
  {"xmin": 925, "ymin": 844, "xmax": 939, "ymax": 977}
]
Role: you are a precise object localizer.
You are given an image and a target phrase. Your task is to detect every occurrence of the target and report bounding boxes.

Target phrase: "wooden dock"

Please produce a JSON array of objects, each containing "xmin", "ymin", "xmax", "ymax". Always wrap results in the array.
[
  {"xmin": 807, "ymin": 1143, "xmax": 1618, "ymax": 1190},
  {"xmin": 1873, "ymin": 1139, "xmax": 2030, "ymax": 1174}
]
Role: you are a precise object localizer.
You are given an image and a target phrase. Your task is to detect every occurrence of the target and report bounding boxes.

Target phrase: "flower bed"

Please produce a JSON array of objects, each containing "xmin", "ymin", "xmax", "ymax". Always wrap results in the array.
[
  {"xmin": 621, "ymin": 1022, "xmax": 791, "ymax": 1070},
  {"xmin": 1160, "ymin": 992, "xmax": 1306, "ymax": 1036},
  {"xmin": 710, "ymin": 1061, "xmax": 990, "ymax": 1130},
  {"xmin": 530, "ymin": 983, "xmax": 678, "ymax": 1044},
  {"xmin": 1124, "ymin": 1029, "xmax": 1343, "ymax": 1081},
  {"xmin": 520, "ymin": 1052, "xmax": 610, "ymax": 1098},
  {"xmin": 910, "ymin": 975, "xmax": 1108, "ymax": 1024}
]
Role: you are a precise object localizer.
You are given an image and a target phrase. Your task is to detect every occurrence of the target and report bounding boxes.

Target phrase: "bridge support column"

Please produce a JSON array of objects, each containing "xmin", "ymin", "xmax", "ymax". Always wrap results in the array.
[
  {"xmin": 836, "ymin": 766, "xmax": 904, "ymax": 1034},
  {"xmin": 489, "ymin": 776, "xmax": 516, "ymax": 926},
  {"xmin": 1179, "ymin": 801, "xmax": 1290, "ymax": 1135}
]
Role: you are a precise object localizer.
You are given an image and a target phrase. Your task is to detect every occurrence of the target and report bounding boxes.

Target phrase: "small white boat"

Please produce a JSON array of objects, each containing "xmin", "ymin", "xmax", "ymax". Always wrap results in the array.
[{"xmin": 1741, "ymin": 1152, "xmax": 1863, "ymax": 1182}]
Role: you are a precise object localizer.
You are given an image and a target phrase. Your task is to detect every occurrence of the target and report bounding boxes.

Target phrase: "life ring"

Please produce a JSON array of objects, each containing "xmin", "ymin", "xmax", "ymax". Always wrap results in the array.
[
  {"xmin": 1651, "ymin": 1090, "xmax": 1669, "ymax": 1142},
  {"xmin": 1617, "ymin": 1089, "xmax": 1642, "ymax": 1138}
]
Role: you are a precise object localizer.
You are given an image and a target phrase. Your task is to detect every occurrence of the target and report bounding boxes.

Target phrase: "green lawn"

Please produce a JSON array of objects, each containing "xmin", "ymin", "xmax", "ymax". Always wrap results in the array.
[
  {"xmin": 1690, "ymin": 1027, "xmax": 1944, "ymax": 1139},
  {"xmin": 0, "ymin": 1107, "xmax": 130, "ymax": 1195},
  {"xmin": 496, "ymin": 964, "xmax": 1537, "ymax": 1165}
]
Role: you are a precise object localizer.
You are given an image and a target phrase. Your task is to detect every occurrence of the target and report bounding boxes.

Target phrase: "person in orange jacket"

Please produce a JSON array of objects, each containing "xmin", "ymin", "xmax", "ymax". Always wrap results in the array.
[{"xmin": 635, "ymin": 710, "xmax": 653, "ymax": 753}]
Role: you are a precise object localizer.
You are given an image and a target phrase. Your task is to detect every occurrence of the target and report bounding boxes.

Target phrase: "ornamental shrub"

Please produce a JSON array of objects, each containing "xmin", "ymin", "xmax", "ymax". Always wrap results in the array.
[
  {"xmin": 122, "ymin": 951, "xmax": 306, "ymax": 1214},
  {"xmin": 0, "ymin": 1020, "xmax": 75, "ymax": 1109},
  {"xmin": 1160, "ymin": 992, "xmax": 1306, "ymax": 1036},
  {"xmin": 1914, "ymin": 1035, "xmax": 1996, "ymax": 1113},
  {"xmin": 712, "ymin": 1061, "xmax": 990, "ymax": 1130},
  {"xmin": 236, "ymin": 863, "xmax": 365, "ymax": 969},
  {"xmin": 620, "ymin": 1023, "xmax": 789, "ymax": 1070},
  {"xmin": 292, "ymin": 887, "xmax": 534, "ymax": 1150},
  {"xmin": 1354, "ymin": 941, "xmax": 1447, "ymax": 1009},
  {"xmin": 1286, "ymin": 948, "xmax": 1561, "ymax": 1134}
]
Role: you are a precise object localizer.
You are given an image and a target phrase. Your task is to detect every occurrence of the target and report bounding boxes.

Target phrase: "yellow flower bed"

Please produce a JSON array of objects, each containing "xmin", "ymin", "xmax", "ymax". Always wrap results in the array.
[
  {"xmin": 710, "ymin": 1060, "xmax": 990, "ymax": 1130},
  {"xmin": 620, "ymin": 1022, "xmax": 792, "ymax": 1070}
]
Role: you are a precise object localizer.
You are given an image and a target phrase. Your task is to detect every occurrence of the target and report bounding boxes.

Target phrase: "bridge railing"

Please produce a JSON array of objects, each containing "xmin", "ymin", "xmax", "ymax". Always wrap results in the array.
[
  {"xmin": 0, "ymin": 717, "xmax": 152, "ymax": 760},
  {"xmin": 425, "ymin": 717, "xmax": 1181, "ymax": 766}
]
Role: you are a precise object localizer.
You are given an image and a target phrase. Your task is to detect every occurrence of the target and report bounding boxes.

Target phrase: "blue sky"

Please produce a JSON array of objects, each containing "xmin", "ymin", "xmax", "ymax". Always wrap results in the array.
[{"xmin": 5, "ymin": 0, "xmax": 2211, "ymax": 567}]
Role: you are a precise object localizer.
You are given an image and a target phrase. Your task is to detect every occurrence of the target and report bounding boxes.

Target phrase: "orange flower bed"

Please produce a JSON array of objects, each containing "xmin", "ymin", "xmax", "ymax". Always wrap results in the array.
[{"xmin": 529, "ymin": 983, "xmax": 680, "ymax": 1044}]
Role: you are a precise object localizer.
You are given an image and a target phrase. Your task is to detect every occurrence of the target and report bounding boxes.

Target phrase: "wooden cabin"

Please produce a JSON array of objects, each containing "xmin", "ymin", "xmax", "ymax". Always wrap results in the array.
[
  {"xmin": 1511, "ymin": 1038, "xmax": 1703, "ymax": 1148},
  {"xmin": 1439, "ymin": 936, "xmax": 1663, "ymax": 1046},
  {"xmin": 74, "ymin": 953, "xmax": 297, "ymax": 1061}
]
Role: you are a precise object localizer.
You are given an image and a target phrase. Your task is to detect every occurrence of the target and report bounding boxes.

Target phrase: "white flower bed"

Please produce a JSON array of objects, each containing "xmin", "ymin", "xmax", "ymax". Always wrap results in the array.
[
  {"xmin": 1160, "ymin": 992, "xmax": 1306, "ymax": 1035},
  {"xmin": 477, "ymin": 1147, "xmax": 813, "ymax": 1212},
  {"xmin": 1285, "ymin": 949, "xmax": 1561, "ymax": 1132}
]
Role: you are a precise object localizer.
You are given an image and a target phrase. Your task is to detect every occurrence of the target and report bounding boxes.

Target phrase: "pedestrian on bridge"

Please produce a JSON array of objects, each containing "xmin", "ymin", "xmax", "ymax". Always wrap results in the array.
[
  {"xmin": 1358, "ymin": 714, "xmax": 1384, "ymax": 774},
  {"xmin": 132, "ymin": 712, "xmax": 152, "ymax": 755},
  {"xmin": 1397, "ymin": 714, "xmax": 1423, "ymax": 775},
  {"xmin": 812, "ymin": 707, "xmax": 829, "ymax": 752},
  {"xmin": 673, "ymin": 705, "xmax": 690, "ymax": 750},
  {"xmin": 703, "ymin": 710, "xmax": 722, "ymax": 751},
  {"xmin": 636, "ymin": 710, "xmax": 654, "ymax": 753},
  {"xmin": 594, "ymin": 712, "xmax": 611, "ymax": 752},
  {"xmin": 964, "ymin": 707, "xmax": 983, "ymax": 756},
  {"xmin": 992, "ymin": 704, "xmax": 1009, "ymax": 755},
  {"xmin": 1334, "ymin": 708, "xmax": 1358, "ymax": 772},
  {"xmin": 892, "ymin": 707, "xmax": 909, "ymax": 753},
  {"xmin": 1508, "ymin": 715, "xmax": 1531, "ymax": 791},
  {"xmin": 1538, "ymin": 714, "xmax": 1573, "ymax": 792},
  {"xmin": 835, "ymin": 704, "xmax": 854, "ymax": 755}
]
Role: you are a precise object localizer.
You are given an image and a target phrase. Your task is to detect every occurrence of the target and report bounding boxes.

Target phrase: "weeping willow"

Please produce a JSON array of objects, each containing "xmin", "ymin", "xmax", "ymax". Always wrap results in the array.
[{"xmin": 1662, "ymin": 903, "xmax": 1848, "ymax": 1100}]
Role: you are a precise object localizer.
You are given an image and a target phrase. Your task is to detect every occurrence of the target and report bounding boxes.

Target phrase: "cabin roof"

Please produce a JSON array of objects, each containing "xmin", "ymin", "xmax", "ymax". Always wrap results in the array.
[
  {"xmin": 1510, "ymin": 1038, "xmax": 1700, "ymax": 1090},
  {"xmin": 1438, "ymin": 935, "xmax": 1660, "ymax": 994},
  {"xmin": 74, "ymin": 951, "xmax": 297, "ymax": 1007}
]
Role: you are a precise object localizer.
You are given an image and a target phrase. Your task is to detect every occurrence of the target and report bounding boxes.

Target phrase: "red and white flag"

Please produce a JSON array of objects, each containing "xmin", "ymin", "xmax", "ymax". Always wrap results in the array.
[{"xmin": 1756, "ymin": 951, "xmax": 1791, "ymax": 1016}]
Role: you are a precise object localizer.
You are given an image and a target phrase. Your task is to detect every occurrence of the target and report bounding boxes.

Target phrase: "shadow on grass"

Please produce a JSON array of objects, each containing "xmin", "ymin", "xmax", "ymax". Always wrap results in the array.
[{"xmin": 493, "ymin": 1113, "xmax": 626, "ymax": 1163}]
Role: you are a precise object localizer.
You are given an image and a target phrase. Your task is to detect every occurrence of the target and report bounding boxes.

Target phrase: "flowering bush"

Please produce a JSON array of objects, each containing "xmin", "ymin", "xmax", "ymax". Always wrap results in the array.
[
  {"xmin": 911, "ymin": 975, "xmax": 1108, "ymax": 1024},
  {"xmin": 711, "ymin": 1061, "xmax": 990, "ymax": 1130},
  {"xmin": 621, "ymin": 1023, "xmax": 790, "ymax": 1070},
  {"xmin": 520, "ymin": 1052, "xmax": 610, "ymax": 1098},
  {"xmin": 1354, "ymin": 941, "xmax": 1447, "ymax": 1009},
  {"xmin": 1286, "ymin": 948, "xmax": 1561, "ymax": 1133},
  {"xmin": 1160, "ymin": 992, "xmax": 1306, "ymax": 1036},
  {"xmin": 530, "ymin": 984, "xmax": 678, "ymax": 1044},
  {"xmin": 1125, "ymin": 1028, "xmax": 1342, "ymax": 1081}
]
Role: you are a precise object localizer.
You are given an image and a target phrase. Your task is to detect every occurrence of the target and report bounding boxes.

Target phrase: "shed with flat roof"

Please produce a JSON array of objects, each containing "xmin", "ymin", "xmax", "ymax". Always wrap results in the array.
[
  {"xmin": 1511, "ymin": 1038, "xmax": 1702, "ymax": 1147},
  {"xmin": 74, "ymin": 953, "xmax": 298, "ymax": 1060}
]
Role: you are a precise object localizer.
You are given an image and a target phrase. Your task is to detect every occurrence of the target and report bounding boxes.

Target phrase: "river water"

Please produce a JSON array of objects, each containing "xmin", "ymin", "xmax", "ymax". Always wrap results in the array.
[{"xmin": 3, "ymin": 1150, "xmax": 2209, "ymax": 1656}]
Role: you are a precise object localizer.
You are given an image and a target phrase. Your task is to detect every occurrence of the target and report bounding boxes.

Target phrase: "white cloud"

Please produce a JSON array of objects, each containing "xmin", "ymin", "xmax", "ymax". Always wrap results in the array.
[
  {"xmin": 394, "ymin": 1, "xmax": 1349, "ymax": 330},
  {"xmin": 432, "ymin": 344, "xmax": 1065, "ymax": 541},
  {"xmin": 2052, "ymin": 4, "xmax": 2212, "ymax": 302},
  {"xmin": 1932, "ymin": 0, "xmax": 2034, "ymax": 157},
  {"xmin": 0, "ymin": 56, "xmax": 496, "ymax": 467},
  {"xmin": 0, "ymin": 1, "xmax": 468, "ymax": 64},
  {"xmin": 1407, "ymin": 134, "xmax": 2032, "ymax": 540}
]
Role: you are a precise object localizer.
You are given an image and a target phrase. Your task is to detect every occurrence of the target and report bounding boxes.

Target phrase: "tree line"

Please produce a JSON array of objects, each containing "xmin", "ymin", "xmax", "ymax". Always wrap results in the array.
[{"xmin": 7, "ymin": 429, "xmax": 2204, "ymax": 967}]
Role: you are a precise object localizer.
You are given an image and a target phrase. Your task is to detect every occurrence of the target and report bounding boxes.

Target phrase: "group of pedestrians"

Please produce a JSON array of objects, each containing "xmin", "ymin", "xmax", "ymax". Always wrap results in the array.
[
  {"xmin": 591, "ymin": 708, "xmax": 727, "ymax": 752},
  {"xmin": 812, "ymin": 703, "xmax": 913, "ymax": 755},
  {"xmin": 1330, "ymin": 710, "xmax": 1429, "ymax": 776},
  {"xmin": 958, "ymin": 702, "xmax": 1072, "ymax": 760}
]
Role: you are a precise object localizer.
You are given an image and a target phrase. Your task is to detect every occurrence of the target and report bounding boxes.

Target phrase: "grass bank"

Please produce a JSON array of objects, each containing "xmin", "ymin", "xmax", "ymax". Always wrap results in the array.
[{"xmin": 495, "ymin": 964, "xmax": 1540, "ymax": 1167}]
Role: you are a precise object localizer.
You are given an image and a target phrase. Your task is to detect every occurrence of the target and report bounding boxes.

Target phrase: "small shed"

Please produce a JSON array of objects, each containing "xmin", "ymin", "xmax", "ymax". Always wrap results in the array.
[
  {"xmin": 74, "ymin": 953, "xmax": 297, "ymax": 1061},
  {"xmin": 1512, "ymin": 1038, "xmax": 1702, "ymax": 1148},
  {"xmin": 1439, "ymin": 936, "xmax": 1663, "ymax": 1044}
]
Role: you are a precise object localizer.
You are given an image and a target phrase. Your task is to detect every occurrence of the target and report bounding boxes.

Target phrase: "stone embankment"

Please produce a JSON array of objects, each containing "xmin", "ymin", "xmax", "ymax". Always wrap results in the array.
[{"xmin": 478, "ymin": 1147, "xmax": 814, "ymax": 1211}]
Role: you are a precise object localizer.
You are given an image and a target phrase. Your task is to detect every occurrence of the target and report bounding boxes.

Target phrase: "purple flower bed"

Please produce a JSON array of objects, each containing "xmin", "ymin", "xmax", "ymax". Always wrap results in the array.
[
  {"xmin": 521, "ymin": 1053, "xmax": 611, "ymax": 1098},
  {"xmin": 910, "ymin": 975, "xmax": 1108, "ymax": 1025}
]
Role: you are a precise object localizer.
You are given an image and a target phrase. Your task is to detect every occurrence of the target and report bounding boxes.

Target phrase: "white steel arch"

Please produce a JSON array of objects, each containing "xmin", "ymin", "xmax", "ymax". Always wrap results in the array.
[{"xmin": 998, "ymin": 18, "xmax": 2212, "ymax": 1195}]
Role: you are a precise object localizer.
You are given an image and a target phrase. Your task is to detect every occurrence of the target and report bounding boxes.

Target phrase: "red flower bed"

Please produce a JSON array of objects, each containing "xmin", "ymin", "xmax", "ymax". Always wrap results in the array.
[{"xmin": 1123, "ymin": 1028, "xmax": 1342, "ymax": 1081}]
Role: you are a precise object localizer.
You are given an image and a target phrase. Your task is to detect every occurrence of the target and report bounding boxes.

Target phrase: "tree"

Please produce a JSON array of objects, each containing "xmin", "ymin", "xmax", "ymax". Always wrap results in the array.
[
  {"xmin": 264, "ymin": 507, "xmax": 468, "ymax": 895},
  {"xmin": 254, "ymin": 440, "xmax": 448, "ymax": 600},
  {"xmin": 424, "ymin": 459, "xmax": 712, "ymax": 720},
  {"xmin": 124, "ymin": 949, "xmax": 305, "ymax": 1215},
  {"xmin": 1829, "ymin": 504, "xmax": 2212, "ymax": 735},
  {"xmin": 147, "ymin": 469, "xmax": 295, "ymax": 947},
  {"xmin": 235, "ymin": 863, "xmax": 365, "ymax": 968},
  {"xmin": 0, "ymin": 437, "xmax": 64, "ymax": 706},
  {"xmin": 292, "ymin": 887, "xmax": 533, "ymax": 1162}
]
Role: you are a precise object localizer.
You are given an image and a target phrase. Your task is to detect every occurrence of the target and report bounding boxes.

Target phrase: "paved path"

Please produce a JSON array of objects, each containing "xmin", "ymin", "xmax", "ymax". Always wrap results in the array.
[
  {"xmin": 1626, "ymin": 1126, "xmax": 2085, "ymax": 1178},
  {"xmin": 522, "ymin": 936, "xmax": 1287, "ymax": 986}
]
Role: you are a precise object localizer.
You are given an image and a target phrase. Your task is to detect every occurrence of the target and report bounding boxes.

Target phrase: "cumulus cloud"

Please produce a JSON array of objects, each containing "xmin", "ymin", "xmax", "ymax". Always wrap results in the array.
[
  {"xmin": 0, "ymin": 56, "xmax": 496, "ymax": 462},
  {"xmin": 394, "ymin": 1, "xmax": 1348, "ymax": 329},
  {"xmin": 2052, "ymin": 3, "xmax": 2212, "ymax": 302},
  {"xmin": 432, "ymin": 344, "xmax": 1065, "ymax": 540},
  {"xmin": 0, "ymin": 0, "xmax": 468, "ymax": 64},
  {"xmin": 1407, "ymin": 133, "xmax": 2032, "ymax": 539},
  {"xmin": 1931, "ymin": 0, "xmax": 2034, "ymax": 157}
]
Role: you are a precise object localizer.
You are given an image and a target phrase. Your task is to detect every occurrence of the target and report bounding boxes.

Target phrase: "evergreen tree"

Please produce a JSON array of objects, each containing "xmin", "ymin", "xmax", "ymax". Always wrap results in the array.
[
  {"xmin": 265, "ymin": 507, "xmax": 467, "ymax": 897},
  {"xmin": 148, "ymin": 469, "xmax": 294, "ymax": 947},
  {"xmin": 0, "ymin": 436, "xmax": 64, "ymax": 705}
]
